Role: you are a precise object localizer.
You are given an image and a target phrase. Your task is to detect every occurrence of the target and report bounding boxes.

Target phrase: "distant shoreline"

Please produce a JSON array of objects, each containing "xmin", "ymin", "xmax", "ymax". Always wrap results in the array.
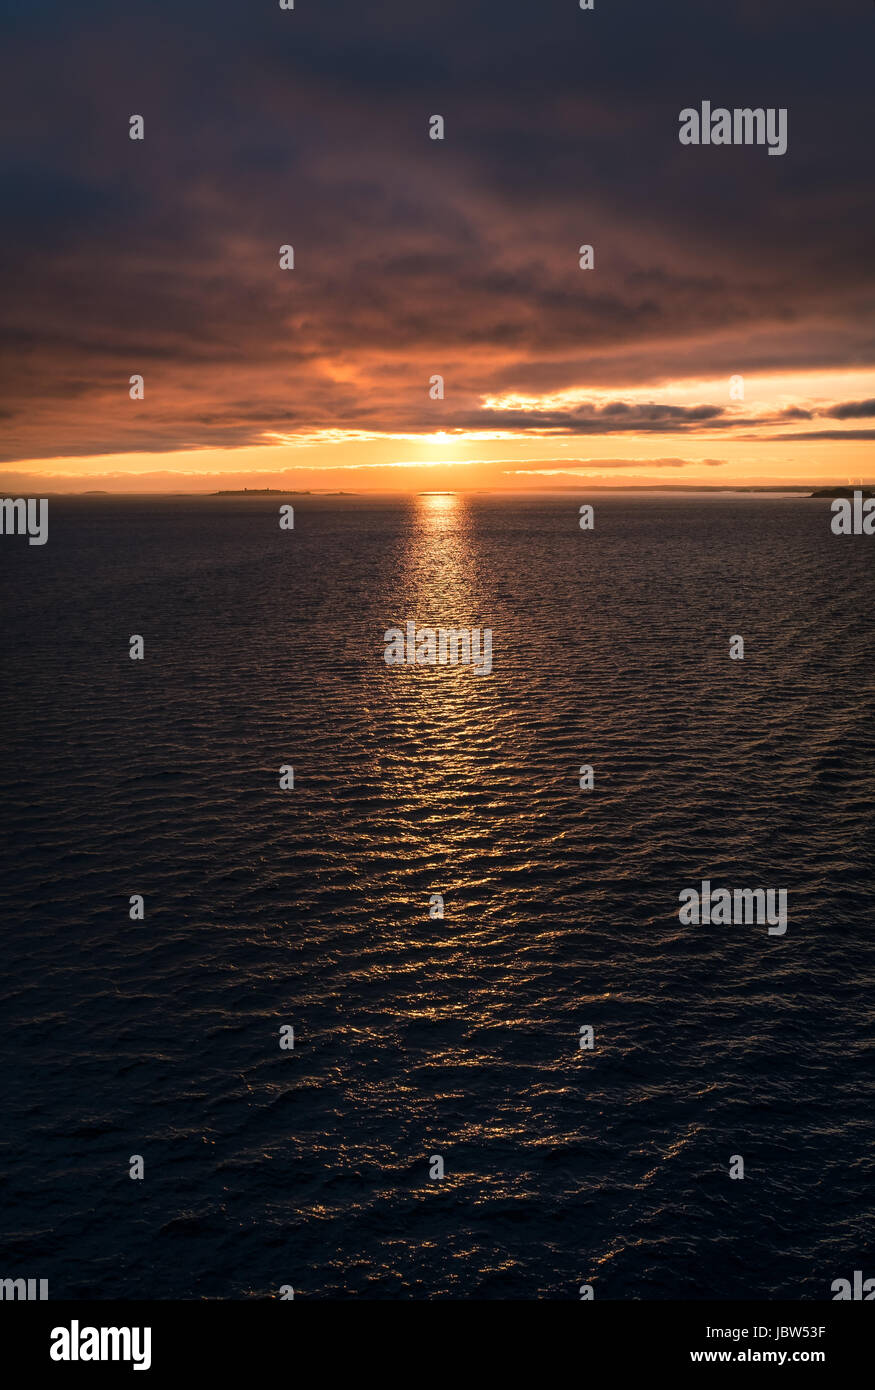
[
  {"xmin": 210, "ymin": 489, "xmax": 358, "ymax": 496},
  {"xmin": 809, "ymin": 486, "xmax": 874, "ymax": 499},
  {"xmin": 21, "ymin": 484, "xmax": 875, "ymax": 498}
]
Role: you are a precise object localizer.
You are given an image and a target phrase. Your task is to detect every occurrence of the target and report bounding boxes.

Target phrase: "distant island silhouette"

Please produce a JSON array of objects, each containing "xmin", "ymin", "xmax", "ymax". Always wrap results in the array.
[
  {"xmin": 810, "ymin": 486, "xmax": 874, "ymax": 498},
  {"xmin": 212, "ymin": 489, "xmax": 357, "ymax": 496}
]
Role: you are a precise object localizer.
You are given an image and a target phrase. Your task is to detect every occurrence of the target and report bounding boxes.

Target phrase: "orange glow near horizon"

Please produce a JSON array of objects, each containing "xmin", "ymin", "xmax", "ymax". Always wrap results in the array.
[{"xmin": 2, "ymin": 368, "xmax": 872, "ymax": 494}]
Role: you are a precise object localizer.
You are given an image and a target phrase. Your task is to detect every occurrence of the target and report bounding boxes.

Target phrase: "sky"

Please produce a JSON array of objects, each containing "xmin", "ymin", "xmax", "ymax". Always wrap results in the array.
[{"xmin": 1, "ymin": 0, "xmax": 872, "ymax": 493}]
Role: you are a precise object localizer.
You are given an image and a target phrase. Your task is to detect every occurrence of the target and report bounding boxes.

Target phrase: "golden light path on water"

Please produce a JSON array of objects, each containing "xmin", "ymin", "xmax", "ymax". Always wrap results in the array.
[{"xmin": 371, "ymin": 490, "xmax": 572, "ymax": 1036}]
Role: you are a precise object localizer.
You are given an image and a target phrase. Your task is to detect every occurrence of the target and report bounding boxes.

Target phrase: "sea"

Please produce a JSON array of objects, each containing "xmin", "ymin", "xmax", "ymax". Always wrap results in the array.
[{"xmin": 1, "ymin": 491, "xmax": 872, "ymax": 1299}]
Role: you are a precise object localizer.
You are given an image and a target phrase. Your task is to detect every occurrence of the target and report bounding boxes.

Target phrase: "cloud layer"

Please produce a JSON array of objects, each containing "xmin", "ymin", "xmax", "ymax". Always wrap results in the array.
[{"xmin": 1, "ymin": 0, "xmax": 873, "ymax": 463}]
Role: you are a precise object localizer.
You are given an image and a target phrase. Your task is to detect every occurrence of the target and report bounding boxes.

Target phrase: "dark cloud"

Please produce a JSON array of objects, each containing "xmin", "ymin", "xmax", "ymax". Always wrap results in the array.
[
  {"xmin": 447, "ymin": 402, "xmax": 732, "ymax": 434},
  {"xmin": 777, "ymin": 430, "xmax": 875, "ymax": 442},
  {"xmin": 823, "ymin": 399, "xmax": 875, "ymax": 419},
  {"xmin": 780, "ymin": 398, "xmax": 875, "ymax": 422}
]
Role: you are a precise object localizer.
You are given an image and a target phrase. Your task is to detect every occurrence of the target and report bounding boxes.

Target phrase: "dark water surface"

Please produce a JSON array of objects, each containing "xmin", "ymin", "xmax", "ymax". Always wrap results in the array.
[{"xmin": 1, "ymin": 493, "xmax": 872, "ymax": 1299}]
